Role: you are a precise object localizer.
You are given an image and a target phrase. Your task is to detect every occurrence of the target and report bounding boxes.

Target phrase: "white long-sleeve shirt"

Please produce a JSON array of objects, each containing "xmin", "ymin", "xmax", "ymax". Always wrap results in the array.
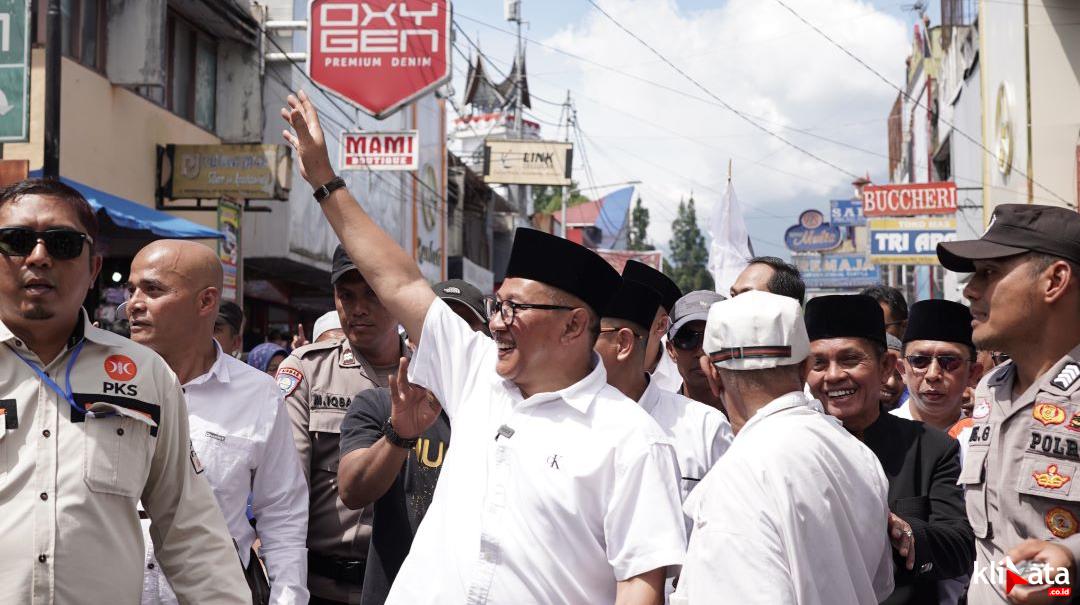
[
  {"xmin": 673, "ymin": 391, "xmax": 894, "ymax": 605},
  {"xmin": 141, "ymin": 343, "xmax": 310, "ymax": 605}
]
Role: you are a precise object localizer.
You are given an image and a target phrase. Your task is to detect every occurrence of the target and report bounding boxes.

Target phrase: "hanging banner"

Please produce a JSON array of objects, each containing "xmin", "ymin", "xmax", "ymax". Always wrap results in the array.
[
  {"xmin": 830, "ymin": 199, "xmax": 866, "ymax": 226},
  {"xmin": 869, "ymin": 216, "xmax": 957, "ymax": 265},
  {"xmin": 862, "ymin": 182, "xmax": 958, "ymax": 217},
  {"xmin": 784, "ymin": 209, "xmax": 844, "ymax": 252},
  {"xmin": 340, "ymin": 131, "xmax": 419, "ymax": 171},
  {"xmin": 217, "ymin": 198, "xmax": 242, "ymax": 302},
  {"xmin": 793, "ymin": 253, "xmax": 880, "ymax": 289}
]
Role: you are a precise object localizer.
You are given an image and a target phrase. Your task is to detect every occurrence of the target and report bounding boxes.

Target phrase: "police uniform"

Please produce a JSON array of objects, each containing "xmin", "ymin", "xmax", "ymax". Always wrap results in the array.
[
  {"xmin": 278, "ymin": 335, "xmax": 402, "ymax": 604},
  {"xmin": 0, "ymin": 311, "xmax": 250, "ymax": 604}
]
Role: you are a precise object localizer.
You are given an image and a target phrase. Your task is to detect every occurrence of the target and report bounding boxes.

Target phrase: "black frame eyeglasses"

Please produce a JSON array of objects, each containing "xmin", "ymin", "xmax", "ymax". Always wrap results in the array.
[
  {"xmin": 0, "ymin": 227, "xmax": 93, "ymax": 260},
  {"xmin": 483, "ymin": 296, "xmax": 576, "ymax": 327},
  {"xmin": 904, "ymin": 354, "xmax": 967, "ymax": 372}
]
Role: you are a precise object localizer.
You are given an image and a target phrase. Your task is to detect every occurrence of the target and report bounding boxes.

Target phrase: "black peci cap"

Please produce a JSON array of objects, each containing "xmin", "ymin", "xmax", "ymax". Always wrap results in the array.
[
  {"xmin": 504, "ymin": 228, "xmax": 621, "ymax": 315},
  {"xmin": 602, "ymin": 279, "xmax": 661, "ymax": 332},
  {"xmin": 902, "ymin": 299, "xmax": 974, "ymax": 349},
  {"xmin": 331, "ymin": 245, "xmax": 362, "ymax": 285},
  {"xmin": 937, "ymin": 204, "xmax": 1080, "ymax": 272},
  {"xmin": 622, "ymin": 260, "xmax": 682, "ymax": 313},
  {"xmin": 804, "ymin": 294, "xmax": 886, "ymax": 347}
]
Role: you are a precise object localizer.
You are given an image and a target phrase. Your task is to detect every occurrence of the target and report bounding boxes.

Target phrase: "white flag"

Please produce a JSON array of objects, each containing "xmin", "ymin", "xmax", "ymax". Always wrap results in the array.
[{"xmin": 708, "ymin": 179, "xmax": 754, "ymax": 296}]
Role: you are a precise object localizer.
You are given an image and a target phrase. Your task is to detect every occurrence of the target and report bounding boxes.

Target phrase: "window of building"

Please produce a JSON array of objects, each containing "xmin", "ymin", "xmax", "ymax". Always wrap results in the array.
[
  {"xmin": 59, "ymin": 0, "xmax": 107, "ymax": 72},
  {"xmin": 165, "ymin": 10, "xmax": 217, "ymax": 131}
]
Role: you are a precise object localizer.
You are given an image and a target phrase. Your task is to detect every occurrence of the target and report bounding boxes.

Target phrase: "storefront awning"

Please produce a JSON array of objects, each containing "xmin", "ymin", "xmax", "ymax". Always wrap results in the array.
[{"xmin": 29, "ymin": 172, "xmax": 223, "ymax": 240}]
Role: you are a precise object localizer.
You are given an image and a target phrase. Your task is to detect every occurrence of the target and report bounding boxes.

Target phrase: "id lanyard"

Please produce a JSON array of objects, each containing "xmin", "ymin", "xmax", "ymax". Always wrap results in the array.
[{"xmin": 11, "ymin": 340, "xmax": 107, "ymax": 418}]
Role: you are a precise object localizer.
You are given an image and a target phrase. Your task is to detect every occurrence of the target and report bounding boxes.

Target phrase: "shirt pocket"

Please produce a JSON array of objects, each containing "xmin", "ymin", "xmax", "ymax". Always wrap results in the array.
[
  {"xmin": 310, "ymin": 408, "xmax": 344, "ymax": 473},
  {"xmin": 192, "ymin": 434, "xmax": 255, "ymax": 508},
  {"xmin": 959, "ymin": 446, "xmax": 989, "ymax": 538},
  {"xmin": 1016, "ymin": 453, "xmax": 1080, "ymax": 540},
  {"xmin": 84, "ymin": 415, "xmax": 154, "ymax": 497}
]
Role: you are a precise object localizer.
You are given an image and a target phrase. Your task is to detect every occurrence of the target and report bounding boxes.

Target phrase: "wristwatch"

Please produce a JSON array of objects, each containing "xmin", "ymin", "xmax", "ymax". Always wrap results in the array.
[
  {"xmin": 382, "ymin": 418, "xmax": 419, "ymax": 449},
  {"xmin": 313, "ymin": 176, "xmax": 347, "ymax": 202}
]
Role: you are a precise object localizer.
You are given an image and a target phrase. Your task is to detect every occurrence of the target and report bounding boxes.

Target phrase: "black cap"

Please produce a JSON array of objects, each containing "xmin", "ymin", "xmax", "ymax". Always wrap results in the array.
[
  {"xmin": 331, "ymin": 245, "xmax": 361, "ymax": 285},
  {"xmin": 937, "ymin": 204, "xmax": 1080, "ymax": 272},
  {"xmin": 602, "ymin": 279, "xmax": 661, "ymax": 332},
  {"xmin": 622, "ymin": 260, "xmax": 682, "ymax": 313},
  {"xmin": 434, "ymin": 279, "xmax": 487, "ymax": 324},
  {"xmin": 504, "ymin": 228, "xmax": 621, "ymax": 315},
  {"xmin": 902, "ymin": 299, "xmax": 973, "ymax": 349},
  {"xmin": 215, "ymin": 301, "xmax": 244, "ymax": 333},
  {"xmin": 804, "ymin": 294, "xmax": 886, "ymax": 347}
]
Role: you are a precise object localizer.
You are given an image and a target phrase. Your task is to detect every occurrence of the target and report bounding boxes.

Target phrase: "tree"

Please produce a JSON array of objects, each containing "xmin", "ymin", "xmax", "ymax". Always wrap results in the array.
[
  {"xmin": 667, "ymin": 196, "xmax": 715, "ymax": 293},
  {"xmin": 532, "ymin": 182, "xmax": 590, "ymax": 215},
  {"xmin": 628, "ymin": 196, "xmax": 653, "ymax": 251}
]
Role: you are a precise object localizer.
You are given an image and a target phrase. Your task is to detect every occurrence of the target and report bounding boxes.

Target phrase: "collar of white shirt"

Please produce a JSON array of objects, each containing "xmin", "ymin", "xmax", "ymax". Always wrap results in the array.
[
  {"xmin": 739, "ymin": 390, "xmax": 820, "ymax": 437},
  {"xmin": 638, "ymin": 373, "xmax": 662, "ymax": 415},
  {"xmin": 183, "ymin": 340, "xmax": 231, "ymax": 388},
  {"xmin": 511, "ymin": 352, "xmax": 608, "ymax": 415}
]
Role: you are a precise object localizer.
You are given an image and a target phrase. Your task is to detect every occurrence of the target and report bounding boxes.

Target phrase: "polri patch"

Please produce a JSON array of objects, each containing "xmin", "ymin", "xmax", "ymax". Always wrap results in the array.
[
  {"xmin": 1046, "ymin": 507, "xmax": 1079, "ymax": 538},
  {"xmin": 1034, "ymin": 403, "xmax": 1067, "ymax": 426},
  {"xmin": 276, "ymin": 367, "xmax": 303, "ymax": 397},
  {"xmin": 0, "ymin": 399, "xmax": 16, "ymax": 429},
  {"xmin": 1051, "ymin": 363, "xmax": 1080, "ymax": 391}
]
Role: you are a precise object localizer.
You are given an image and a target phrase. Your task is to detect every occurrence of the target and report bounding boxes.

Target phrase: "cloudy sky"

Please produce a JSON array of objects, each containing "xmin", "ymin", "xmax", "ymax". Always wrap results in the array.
[{"xmin": 448, "ymin": 0, "xmax": 932, "ymax": 256}]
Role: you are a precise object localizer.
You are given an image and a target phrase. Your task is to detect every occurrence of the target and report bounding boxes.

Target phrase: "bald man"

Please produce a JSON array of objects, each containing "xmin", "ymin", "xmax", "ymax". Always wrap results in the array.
[{"xmin": 127, "ymin": 240, "xmax": 310, "ymax": 605}]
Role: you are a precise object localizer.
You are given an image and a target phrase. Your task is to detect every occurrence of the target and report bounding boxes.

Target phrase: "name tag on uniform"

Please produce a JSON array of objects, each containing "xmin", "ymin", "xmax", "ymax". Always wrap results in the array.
[
  {"xmin": 0, "ymin": 399, "xmax": 16, "ymax": 430},
  {"xmin": 85, "ymin": 401, "xmax": 159, "ymax": 428}
]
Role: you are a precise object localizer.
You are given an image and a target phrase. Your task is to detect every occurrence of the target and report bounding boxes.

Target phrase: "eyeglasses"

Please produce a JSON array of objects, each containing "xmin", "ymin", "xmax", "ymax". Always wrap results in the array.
[
  {"xmin": 599, "ymin": 327, "xmax": 644, "ymax": 340},
  {"xmin": 0, "ymin": 227, "xmax": 93, "ymax": 260},
  {"xmin": 483, "ymin": 296, "xmax": 575, "ymax": 327},
  {"xmin": 904, "ymin": 354, "xmax": 967, "ymax": 372},
  {"xmin": 672, "ymin": 329, "xmax": 706, "ymax": 351}
]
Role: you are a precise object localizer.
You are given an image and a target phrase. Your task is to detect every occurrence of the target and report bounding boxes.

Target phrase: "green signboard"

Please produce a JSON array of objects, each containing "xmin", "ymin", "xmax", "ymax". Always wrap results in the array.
[{"xmin": 0, "ymin": 1, "xmax": 29, "ymax": 142}]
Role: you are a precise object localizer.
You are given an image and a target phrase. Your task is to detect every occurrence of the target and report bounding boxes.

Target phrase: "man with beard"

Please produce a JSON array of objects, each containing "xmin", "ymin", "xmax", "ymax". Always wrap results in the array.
[
  {"xmin": 276, "ymin": 245, "xmax": 406, "ymax": 604},
  {"xmin": 804, "ymin": 294, "xmax": 974, "ymax": 605},
  {"xmin": 126, "ymin": 240, "xmax": 309, "ymax": 604},
  {"xmin": 281, "ymin": 90, "xmax": 686, "ymax": 605},
  {"xmin": 937, "ymin": 204, "xmax": 1080, "ymax": 604},
  {"xmin": 664, "ymin": 291, "xmax": 728, "ymax": 417}
]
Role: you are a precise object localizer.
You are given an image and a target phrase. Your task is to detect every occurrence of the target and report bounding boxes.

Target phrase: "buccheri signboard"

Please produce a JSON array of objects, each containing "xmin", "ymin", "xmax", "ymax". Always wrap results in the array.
[
  {"xmin": 308, "ymin": 0, "xmax": 452, "ymax": 119},
  {"xmin": 861, "ymin": 182, "xmax": 958, "ymax": 217},
  {"xmin": 340, "ymin": 131, "xmax": 419, "ymax": 171},
  {"xmin": 869, "ymin": 216, "xmax": 957, "ymax": 265},
  {"xmin": 482, "ymin": 139, "xmax": 573, "ymax": 186}
]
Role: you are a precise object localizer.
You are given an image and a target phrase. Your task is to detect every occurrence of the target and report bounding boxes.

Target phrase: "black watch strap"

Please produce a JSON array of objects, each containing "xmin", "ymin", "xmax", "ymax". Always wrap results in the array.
[
  {"xmin": 313, "ymin": 176, "xmax": 347, "ymax": 202},
  {"xmin": 382, "ymin": 418, "xmax": 418, "ymax": 449}
]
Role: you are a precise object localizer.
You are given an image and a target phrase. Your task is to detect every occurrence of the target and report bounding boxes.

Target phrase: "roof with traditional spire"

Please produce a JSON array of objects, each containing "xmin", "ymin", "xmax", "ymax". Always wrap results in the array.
[{"xmin": 462, "ymin": 52, "xmax": 531, "ymax": 113}]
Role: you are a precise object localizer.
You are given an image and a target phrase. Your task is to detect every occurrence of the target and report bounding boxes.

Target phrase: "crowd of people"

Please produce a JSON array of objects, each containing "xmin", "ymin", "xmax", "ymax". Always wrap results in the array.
[{"xmin": 0, "ymin": 88, "xmax": 1079, "ymax": 605}]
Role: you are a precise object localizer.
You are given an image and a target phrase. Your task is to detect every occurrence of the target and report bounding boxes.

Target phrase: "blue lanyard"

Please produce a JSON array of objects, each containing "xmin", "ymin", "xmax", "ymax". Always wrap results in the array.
[{"xmin": 11, "ymin": 339, "xmax": 102, "ymax": 418}]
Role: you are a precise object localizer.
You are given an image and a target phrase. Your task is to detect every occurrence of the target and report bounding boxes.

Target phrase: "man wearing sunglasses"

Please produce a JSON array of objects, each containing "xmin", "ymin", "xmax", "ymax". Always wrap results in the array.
[
  {"xmin": 804, "ymin": 295, "xmax": 974, "ymax": 605},
  {"xmin": 936, "ymin": 204, "xmax": 1080, "ymax": 604},
  {"xmin": 282, "ymin": 91, "xmax": 685, "ymax": 605},
  {"xmin": 664, "ymin": 291, "xmax": 729, "ymax": 418},
  {"xmin": 0, "ymin": 179, "xmax": 249, "ymax": 603}
]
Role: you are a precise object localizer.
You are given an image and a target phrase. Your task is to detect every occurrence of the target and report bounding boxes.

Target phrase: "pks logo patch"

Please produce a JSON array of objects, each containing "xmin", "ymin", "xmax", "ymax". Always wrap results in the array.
[
  {"xmin": 276, "ymin": 367, "xmax": 303, "ymax": 397},
  {"xmin": 104, "ymin": 355, "xmax": 137, "ymax": 382}
]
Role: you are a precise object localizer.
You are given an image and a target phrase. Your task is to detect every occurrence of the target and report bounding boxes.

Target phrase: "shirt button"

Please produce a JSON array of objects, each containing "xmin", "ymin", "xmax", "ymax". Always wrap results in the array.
[
  {"xmin": 42, "ymin": 429, "xmax": 50, "ymax": 438},
  {"xmin": 38, "ymin": 554, "xmax": 46, "ymax": 563},
  {"xmin": 116, "ymin": 428, "xmax": 125, "ymax": 436},
  {"xmin": 147, "ymin": 562, "xmax": 155, "ymax": 570},
  {"xmin": 39, "ymin": 492, "xmax": 47, "ymax": 501},
  {"xmin": 14, "ymin": 339, "xmax": 22, "ymax": 347}
]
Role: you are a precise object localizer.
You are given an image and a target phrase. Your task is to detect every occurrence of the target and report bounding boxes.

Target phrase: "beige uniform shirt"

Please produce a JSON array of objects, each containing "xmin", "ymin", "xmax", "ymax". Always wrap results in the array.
[
  {"xmin": 0, "ymin": 312, "xmax": 249, "ymax": 605},
  {"xmin": 963, "ymin": 344, "xmax": 1080, "ymax": 602},
  {"xmin": 277, "ymin": 337, "xmax": 397, "ymax": 604}
]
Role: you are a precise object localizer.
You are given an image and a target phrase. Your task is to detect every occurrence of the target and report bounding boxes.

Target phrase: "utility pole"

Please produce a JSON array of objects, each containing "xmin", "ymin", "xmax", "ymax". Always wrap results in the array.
[
  {"xmin": 506, "ymin": 0, "xmax": 527, "ymax": 220},
  {"xmin": 560, "ymin": 91, "xmax": 573, "ymax": 238},
  {"xmin": 44, "ymin": 0, "xmax": 61, "ymax": 178}
]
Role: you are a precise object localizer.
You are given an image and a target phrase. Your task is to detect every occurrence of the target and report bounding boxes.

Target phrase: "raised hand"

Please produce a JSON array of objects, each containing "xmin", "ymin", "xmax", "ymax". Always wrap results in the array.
[
  {"xmin": 388, "ymin": 357, "xmax": 442, "ymax": 440},
  {"xmin": 280, "ymin": 90, "xmax": 335, "ymax": 188},
  {"xmin": 290, "ymin": 323, "xmax": 308, "ymax": 350}
]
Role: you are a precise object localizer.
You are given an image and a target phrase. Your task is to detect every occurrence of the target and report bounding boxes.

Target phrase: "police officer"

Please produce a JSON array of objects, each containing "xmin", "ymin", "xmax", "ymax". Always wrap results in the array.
[
  {"xmin": 277, "ymin": 244, "xmax": 405, "ymax": 605},
  {"xmin": 937, "ymin": 204, "xmax": 1080, "ymax": 604},
  {"xmin": 0, "ymin": 179, "xmax": 249, "ymax": 603}
]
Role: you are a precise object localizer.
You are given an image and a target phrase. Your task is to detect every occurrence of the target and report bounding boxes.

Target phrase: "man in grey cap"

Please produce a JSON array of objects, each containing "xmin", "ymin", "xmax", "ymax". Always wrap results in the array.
[
  {"xmin": 937, "ymin": 204, "xmax": 1080, "ymax": 603},
  {"xmin": 673, "ymin": 290, "xmax": 892, "ymax": 604},
  {"xmin": 665, "ymin": 291, "xmax": 729, "ymax": 421},
  {"xmin": 276, "ymin": 244, "xmax": 407, "ymax": 604}
]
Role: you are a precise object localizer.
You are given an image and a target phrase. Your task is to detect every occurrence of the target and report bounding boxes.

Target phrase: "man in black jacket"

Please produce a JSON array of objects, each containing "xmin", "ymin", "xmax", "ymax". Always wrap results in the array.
[{"xmin": 804, "ymin": 294, "xmax": 975, "ymax": 605}]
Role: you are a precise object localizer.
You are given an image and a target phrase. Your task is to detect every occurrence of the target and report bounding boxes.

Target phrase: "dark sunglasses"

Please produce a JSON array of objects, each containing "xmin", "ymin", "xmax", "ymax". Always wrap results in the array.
[
  {"xmin": 991, "ymin": 352, "xmax": 1010, "ymax": 365},
  {"xmin": 672, "ymin": 329, "xmax": 706, "ymax": 351},
  {"xmin": 0, "ymin": 227, "xmax": 93, "ymax": 260},
  {"xmin": 904, "ymin": 354, "xmax": 966, "ymax": 372}
]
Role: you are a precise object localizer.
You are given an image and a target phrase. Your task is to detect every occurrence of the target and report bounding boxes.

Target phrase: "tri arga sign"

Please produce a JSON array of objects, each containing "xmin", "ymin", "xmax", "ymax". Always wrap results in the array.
[
  {"xmin": 861, "ymin": 182, "xmax": 958, "ymax": 217},
  {"xmin": 340, "ymin": 131, "xmax": 418, "ymax": 171}
]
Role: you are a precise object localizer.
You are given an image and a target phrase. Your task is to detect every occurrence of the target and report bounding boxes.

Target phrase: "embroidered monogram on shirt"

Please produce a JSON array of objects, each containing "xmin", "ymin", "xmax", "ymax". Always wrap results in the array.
[{"xmin": 205, "ymin": 431, "xmax": 225, "ymax": 442}]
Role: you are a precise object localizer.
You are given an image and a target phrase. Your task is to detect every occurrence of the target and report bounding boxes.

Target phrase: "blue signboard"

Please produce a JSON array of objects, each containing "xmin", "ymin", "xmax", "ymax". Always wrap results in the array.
[
  {"xmin": 830, "ymin": 199, "xmax": 865, "ymax": 226},
  {"xmin": 785, "ymin": 209, "xmax": 844, "ymax": 252},
  {"xmin": 868, "ymin": 217, "xmax": 957, "ymax": 265},
  {"xmin": 794, "ymin": 254, "xmax": 881, "ymax": 289}
]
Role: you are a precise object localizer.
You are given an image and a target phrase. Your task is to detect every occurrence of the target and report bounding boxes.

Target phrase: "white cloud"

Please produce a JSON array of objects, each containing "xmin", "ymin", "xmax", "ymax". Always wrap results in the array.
[{"xmin": 525, "ymin": 0, "xmax": 910, "ymax": 256}]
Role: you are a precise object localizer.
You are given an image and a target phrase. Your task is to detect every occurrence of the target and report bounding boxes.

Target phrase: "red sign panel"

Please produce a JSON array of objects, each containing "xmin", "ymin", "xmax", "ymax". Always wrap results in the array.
[
  {"xmin": 308, "ymin": 1, "xmax": 451, "ymax": 119},
  {"xmin": 340, "ymin": 131, "xmax": 419, "ymax": 171},
  {"xmin": 862, "ymin": 182, "xmax": 958, "ymax": 217}
]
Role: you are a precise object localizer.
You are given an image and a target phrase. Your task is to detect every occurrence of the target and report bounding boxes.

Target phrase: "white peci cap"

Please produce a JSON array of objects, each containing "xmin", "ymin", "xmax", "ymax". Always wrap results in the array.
[
  {"xmin": 312, "ymin": 311, "xmax": 342, "ymax": 342},
  {"xmin": 703, "ymin": 290, "xmax": 809, "ymax": 371}
]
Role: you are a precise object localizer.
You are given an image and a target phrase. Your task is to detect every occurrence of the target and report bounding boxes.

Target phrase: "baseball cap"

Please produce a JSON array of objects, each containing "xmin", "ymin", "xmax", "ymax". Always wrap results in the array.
[
  {"xmin": 330, "ymin": 245, "xmax": 361, "ymax": 285},
  {"xmin": 668, "ymin": 290, "xmax": 727, "ymax": 338},
  {"xmin": 434, "ymin": 279, "xmax": 486, "ymax": 324},
  {"xmin": 215, "ymin": 301, "xmax": 243, "ymax": 333},
  {"xmin": 312, "ymin": 311, "xmax": 341, "ymax": 342},
  {"xmin": 937, "ymin": 204, "xmax": 1080, "ymax": 272},
  {"xmin": 703, "ymin": 290, "xmax": 809, "ymax": 370}
]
